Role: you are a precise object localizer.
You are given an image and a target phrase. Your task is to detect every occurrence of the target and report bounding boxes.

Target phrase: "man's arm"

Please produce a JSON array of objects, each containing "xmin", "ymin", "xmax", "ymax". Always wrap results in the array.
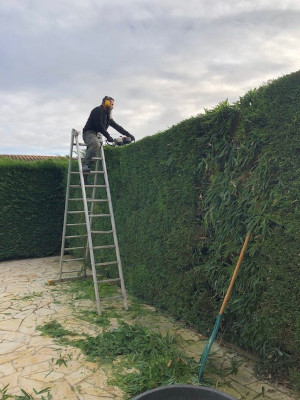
[{"xmin": 110, "ymin": 119, "xmax": 135, "ymax": 141}]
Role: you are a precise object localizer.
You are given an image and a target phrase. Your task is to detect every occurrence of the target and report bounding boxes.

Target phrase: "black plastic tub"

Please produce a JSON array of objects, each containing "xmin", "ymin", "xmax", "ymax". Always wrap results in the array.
[{"xmin": 131, "ymin": 385, "xmax": 237, "ymax": 400}]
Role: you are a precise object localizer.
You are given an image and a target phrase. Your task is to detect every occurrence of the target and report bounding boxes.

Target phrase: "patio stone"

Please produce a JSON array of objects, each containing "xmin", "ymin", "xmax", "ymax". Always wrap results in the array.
[
  {"xmin": 0, "ymin": 256, "xmax": 297, "ymax": 400},
  {"xmin": 0, "ymin": 318, "xmax": 22, "ymax": 332}
]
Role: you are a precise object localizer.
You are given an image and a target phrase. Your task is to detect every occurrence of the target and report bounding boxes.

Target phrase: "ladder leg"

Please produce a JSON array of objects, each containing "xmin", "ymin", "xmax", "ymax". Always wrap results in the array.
[
  {"xmin": 101, "ymin": 145, "xmax": 129, "ymax": 310},
  {"xmin": 84, "ymin": 155, "xmax": 100, "ymax": 269},
  {"xmin": 75, "ymin": 134, "xmax": 103, "ymax": 315},
  {"xmin": 59, "ymin": 130, "xmax": 76, "ymax": 280}
]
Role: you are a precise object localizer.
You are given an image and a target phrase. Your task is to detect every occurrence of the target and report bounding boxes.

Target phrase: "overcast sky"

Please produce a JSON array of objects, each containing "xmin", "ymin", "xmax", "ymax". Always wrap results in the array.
[{"xmin": 0, "ymin": 0, "xmax": 299, "ymax": 156}]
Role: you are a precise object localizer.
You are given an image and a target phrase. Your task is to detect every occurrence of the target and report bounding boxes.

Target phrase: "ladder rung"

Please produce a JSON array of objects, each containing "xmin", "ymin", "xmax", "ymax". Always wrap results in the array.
[
  {"xmin": 67, "ymin": 211, "xmax": 110, "ymax": 217},
  {"xmin": 66, "ymin": 223, "xmax": 86, "ymax": 226},
  {"xmin": 65, "ymin": 235, "xmax": 87, "ymax": 239},
  {"xmin": 70, "ymin": 185, "xmax": 92, "ymax": 188},
  {"xmin": 64, "ymin": 246, "xmax": 85, "ymax": 251},
  {"xmin": 85, "ymin": 185, "xmax": 106, "ymax": 188},
  {"xmin": 49, "ymin": 276, "xmax": 91, "ymax": 284},
  {"xmin": 71, "ymin": 171, "xmax": 104, "ymax": 175},
  {"xmin": 97, "ymin": 278, "xmax": 121, "ymax": 284},
  {"xmin": 69, "ymin": 198, "xmax": 108, "ymax": 202},
  {"xmin": 63, "ymin": 258, "xmax": 85, "ymax": 262},
  {"xmin": 87, "ymin": 199, "xmax": 108, "ymax": 202},
  {"xmin": 61, "ymin": 269, "xmax": 83, "ymax": 274},
  {"xmin": 93, "ymin": 245, "xmax": 115, "ymax": 250},
  {"xmin": 89, "ymin": 214, "xmax": 111, "ymax": 217},
  {"xmin": 92, "ymin": 230, "xmax": 113, "ymax": 234},
  {"xmin": 93, "ymin": 157, "xmax": 102, "ymax": 160},
  {"xmin": 69, "ymin": 185, "xmax": 106, "ymax": 188},
  {"xmin": 95, "ymin": 261, "xmax": 118, "ymax": 266},
  {"xmin": 69, "ymin": 198, "xmax": 84, "ymax": 201}
]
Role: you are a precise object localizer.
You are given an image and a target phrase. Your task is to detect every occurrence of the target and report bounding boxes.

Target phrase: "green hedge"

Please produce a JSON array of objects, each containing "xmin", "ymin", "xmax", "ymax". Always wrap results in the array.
[
  {"xmin": 0, "ymin": 158, "xmax": 68, "ymax": 260},
  {"xmin": 105, "ymin": 70, "xmax": 300, "ymax": 385}
]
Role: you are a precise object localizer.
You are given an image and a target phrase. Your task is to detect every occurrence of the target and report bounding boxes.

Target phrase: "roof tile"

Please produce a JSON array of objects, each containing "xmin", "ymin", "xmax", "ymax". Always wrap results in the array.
[{"xmin": 0, "ymin": 154, "xmax": 65, "ymax": 161}]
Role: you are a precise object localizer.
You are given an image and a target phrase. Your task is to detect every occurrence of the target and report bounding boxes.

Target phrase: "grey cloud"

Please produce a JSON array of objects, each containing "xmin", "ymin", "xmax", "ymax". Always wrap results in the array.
[{"xmin": 0, "ymin": 1, "xmax": 299, "ymax": 155}]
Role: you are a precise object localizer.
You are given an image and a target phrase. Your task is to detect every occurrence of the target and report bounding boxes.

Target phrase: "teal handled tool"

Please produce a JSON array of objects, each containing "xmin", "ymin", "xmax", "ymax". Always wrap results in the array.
[{"xmin": 198, "ymin": 233, "xmax": 251, "ymax": 381}]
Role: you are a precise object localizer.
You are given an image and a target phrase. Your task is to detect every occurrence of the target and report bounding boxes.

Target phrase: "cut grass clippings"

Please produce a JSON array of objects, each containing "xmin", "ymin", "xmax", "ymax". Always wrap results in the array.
[
  {"xmin": 37, "ymin": 319, "xmax": 199, "ymax": 398},
  {"xmin": 37, "ymin": 320, "xmax": 77, "ymax": 339},
  {"xmin": 67, "ymin": 279, "xmax": 119, "ymax": 300}
]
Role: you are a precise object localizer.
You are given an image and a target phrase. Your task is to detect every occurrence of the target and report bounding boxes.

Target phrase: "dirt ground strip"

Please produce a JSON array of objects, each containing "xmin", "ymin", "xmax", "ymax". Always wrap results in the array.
[{"xmin": 0, "ymin": 256, "xmax": 297, "ymax": 400}]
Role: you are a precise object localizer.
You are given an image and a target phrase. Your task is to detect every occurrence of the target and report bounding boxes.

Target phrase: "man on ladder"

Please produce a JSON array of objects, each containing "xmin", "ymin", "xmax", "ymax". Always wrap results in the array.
[
  {"xmin": 58, "ymin": 99, "xmax": 133, "ymax": 314},
  {"xmin": 82, "ymin": 96, "xmax": 135, "ymax": 176}
]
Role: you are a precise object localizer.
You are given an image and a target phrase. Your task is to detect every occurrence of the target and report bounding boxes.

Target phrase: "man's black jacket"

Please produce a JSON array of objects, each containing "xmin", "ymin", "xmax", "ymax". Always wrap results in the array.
[{"xmin": 83, "ymin": 105, "xmax": 130, "ymax": 141}]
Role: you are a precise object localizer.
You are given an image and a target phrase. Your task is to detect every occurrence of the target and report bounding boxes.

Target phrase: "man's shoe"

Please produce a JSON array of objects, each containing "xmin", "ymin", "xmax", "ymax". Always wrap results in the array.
[{"xmin": 82, "ymin": 165, "xmax": 90, "ymax": 173}]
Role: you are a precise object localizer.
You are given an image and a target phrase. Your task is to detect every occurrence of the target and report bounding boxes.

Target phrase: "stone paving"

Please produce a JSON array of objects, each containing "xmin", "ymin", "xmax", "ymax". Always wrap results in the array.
[{"xmin": 0, "ymin": 256, "xmax": 297, "ymax": 400}]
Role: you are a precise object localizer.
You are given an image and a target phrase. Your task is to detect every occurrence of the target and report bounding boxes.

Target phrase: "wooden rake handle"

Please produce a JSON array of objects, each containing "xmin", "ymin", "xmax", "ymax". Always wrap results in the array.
[{"xmin": 219, "ymin": 233, "xmax": 251, "ymax": 315}]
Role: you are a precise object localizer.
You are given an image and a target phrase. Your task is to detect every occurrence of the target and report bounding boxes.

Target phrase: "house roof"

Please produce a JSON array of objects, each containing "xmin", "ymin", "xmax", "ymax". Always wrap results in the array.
[{"xmin": 0, "ymin": 154, "xmax": 66, "ymax": 162}]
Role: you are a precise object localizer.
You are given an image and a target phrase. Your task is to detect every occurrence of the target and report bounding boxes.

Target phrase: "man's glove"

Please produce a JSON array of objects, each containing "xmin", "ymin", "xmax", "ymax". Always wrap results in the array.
[{"xmin": 127, "ymin": 133, "xmax": 135, "ymax": 142}]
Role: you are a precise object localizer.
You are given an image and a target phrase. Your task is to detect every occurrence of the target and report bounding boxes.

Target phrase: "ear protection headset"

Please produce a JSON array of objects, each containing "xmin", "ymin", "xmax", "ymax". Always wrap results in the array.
[{"xmin": 102, "ymin": 96, "xmax": 114, "ymax": 107}]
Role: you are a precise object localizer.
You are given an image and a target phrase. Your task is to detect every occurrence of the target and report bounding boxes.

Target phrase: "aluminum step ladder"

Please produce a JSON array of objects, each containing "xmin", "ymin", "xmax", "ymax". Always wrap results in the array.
[{"xmin": 58, "ymin": 129, "xmax": 128, "ymax": 315}]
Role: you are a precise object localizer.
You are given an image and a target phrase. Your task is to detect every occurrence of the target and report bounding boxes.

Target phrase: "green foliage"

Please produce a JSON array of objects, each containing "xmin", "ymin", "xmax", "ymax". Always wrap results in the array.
[
  {"xmin": 0, "ymin": 385, "xmax": 52, "ymax": 400},
  {"xmin": 108, "ymin": 326, "xmax": 199, "ymax": 398},
  {"xmin": 77, "ymin": 310, "xmax": 111, "ymax": 327},
  {"xmin": 52, "ymin": 353, "xmax": 68, "ymax": 367},
  {"xmin": 37, "ymin": 320, "xmax": 76, "ymax": 338},
  {"xmin": 105, "ymin": 71, "xmax": 300, "ymax": 385},
  {"xmin": 39, "ymin": 320, "xmax": 198, "ymax": 398},
  {"xmin": 15, "ymin": 388, "xmax": 52, "ymax": 400},
  {"xmin": 65, "ymin": 279, "xmax": 119, "ymax": 300},
  {"xmin": 0, "ymin": 158, "xmax": 68, "ymax": 260},
  {"xmin": 0, "ymin": 384, "xmax": 13, "ymax": 400}
]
